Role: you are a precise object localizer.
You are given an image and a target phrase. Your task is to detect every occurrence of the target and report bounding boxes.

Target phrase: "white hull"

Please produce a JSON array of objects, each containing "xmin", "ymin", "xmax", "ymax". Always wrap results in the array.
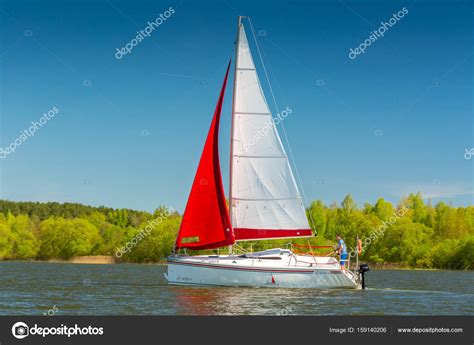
[{"xmin": 166, "ymin": 249, "xmax": 360, "ymax": 289}]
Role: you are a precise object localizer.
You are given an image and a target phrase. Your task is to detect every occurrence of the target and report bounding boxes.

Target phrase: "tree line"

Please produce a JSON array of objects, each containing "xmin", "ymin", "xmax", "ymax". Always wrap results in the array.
[{"xmin": 0, "ymin": 195, "xmax": 472, "ymax": 269}]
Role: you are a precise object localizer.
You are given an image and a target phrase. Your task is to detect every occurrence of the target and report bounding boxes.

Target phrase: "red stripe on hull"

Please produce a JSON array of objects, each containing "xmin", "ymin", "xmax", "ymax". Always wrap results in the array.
[
  {"xmin": 233, "ymin": 228, "xmax": 313, "ymax": 241},
  {"xmin": 168, "ymin": 260, "xmax": 316, "ymax": 274}
]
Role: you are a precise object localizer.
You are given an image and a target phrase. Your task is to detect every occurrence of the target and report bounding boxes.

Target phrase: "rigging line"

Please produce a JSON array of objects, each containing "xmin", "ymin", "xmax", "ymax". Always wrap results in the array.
[{"xmin": 246, "ymin": 17, "xmax": 316, "ymax": 233}]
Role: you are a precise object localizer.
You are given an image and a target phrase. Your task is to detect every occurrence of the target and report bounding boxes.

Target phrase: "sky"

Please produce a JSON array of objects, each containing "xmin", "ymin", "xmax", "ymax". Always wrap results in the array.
[{"xmin": 0, "ymin": 0, "xmax": 472, "ymax": 213}]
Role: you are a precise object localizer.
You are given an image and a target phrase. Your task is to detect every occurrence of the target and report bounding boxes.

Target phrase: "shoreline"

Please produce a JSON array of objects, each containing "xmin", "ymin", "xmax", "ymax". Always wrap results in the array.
[{"xmin": 0, "ymin": 257, "xmax": 470, "ymax": 270}]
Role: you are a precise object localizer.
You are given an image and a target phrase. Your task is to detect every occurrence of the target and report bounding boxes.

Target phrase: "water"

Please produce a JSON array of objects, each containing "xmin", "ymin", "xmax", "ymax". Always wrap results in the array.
[{"xmin": 0, "ymin": 262, "xmax": 472, "ymax": 315}]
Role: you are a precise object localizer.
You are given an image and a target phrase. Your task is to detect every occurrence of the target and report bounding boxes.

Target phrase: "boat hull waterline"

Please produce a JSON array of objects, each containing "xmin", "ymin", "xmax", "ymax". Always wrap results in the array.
[{"xmin": 166, "ymin": 249, "xmax": 360, "ymax": 289}]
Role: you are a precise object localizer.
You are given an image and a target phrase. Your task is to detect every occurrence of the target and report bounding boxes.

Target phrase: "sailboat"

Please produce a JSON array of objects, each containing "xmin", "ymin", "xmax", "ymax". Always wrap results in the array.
[{"xmin": 166, "ymin": 17, "xmax": 368, "ymax": 289}]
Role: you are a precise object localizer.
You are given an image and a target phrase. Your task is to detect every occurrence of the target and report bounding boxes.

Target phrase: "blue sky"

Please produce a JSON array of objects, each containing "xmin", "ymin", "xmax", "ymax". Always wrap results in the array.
[{"xmin": 0, "ymin": 0, "xmax": 472, "ymax": 212}]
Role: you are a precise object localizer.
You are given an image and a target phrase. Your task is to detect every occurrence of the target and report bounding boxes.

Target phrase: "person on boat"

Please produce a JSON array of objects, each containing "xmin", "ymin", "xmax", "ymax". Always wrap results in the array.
[{"xmin": 336, "ymin": 234, "xmax": 348, "ymax": 267}]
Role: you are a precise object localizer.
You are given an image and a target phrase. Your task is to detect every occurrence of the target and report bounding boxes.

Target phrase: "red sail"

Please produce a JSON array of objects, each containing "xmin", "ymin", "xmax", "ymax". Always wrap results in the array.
[{"xmin": 175, "ymin": 62, "xmax": 234, "ymax": 250}]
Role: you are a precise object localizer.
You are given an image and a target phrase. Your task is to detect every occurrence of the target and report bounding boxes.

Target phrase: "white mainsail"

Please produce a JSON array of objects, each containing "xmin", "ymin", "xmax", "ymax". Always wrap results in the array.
[{"xmin": 230, "ymin": 22, "xmax": 311, "ymax": 240}]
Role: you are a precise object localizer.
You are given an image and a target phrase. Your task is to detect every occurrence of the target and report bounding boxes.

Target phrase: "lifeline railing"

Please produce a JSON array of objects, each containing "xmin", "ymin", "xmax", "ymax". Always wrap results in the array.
[
  {"xmin": 288, "ymin": 242, "xmax": 358, "ymax": 277},
  {"xmin": 287, "ymin": 242, "xmax": 336, "ymax": 266}
]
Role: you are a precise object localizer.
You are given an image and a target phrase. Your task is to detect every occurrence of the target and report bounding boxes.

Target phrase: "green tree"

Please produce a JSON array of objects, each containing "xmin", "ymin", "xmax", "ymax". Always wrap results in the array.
[
  {"xmin": 372, "ymin": 198, "xmax": 394, "ymax": 221},
  {"xmin": 407, "ymin": 193, "xmax": 427, "ymax": 224},
  {"xmin": 7, "ymin": 214, "xmax": 39, "ymax": 259},
  {"xmin": 38, "ymin": 218, "xmax": 100, "ymax": 259},
  {"xmin": 307, "ymin": 200, "xmax": 327, "ymax": 236},
  {"xmin": 0, "ymin": 219, "xmax": 13, "ymax": 259}
]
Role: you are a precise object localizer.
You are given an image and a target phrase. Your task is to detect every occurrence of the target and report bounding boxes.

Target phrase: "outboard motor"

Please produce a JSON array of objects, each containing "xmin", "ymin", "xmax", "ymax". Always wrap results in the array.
[{"xmin": 358, "ymin": 264, "xmax": 370, "ymax": 289}]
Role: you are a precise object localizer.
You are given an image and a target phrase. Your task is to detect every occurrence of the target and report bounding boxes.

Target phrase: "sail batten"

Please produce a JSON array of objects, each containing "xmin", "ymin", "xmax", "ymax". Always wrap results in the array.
[
  {"xmin": 230, "ymin": 22, "xmax": 312, "ymax": 240},
  {"xmin": 233, "ymin": 197, "xmax": 302, "ymax": 201},
  {"xmin": 234, "ymin": 155, "xmax": 287, "ymax": 159}
]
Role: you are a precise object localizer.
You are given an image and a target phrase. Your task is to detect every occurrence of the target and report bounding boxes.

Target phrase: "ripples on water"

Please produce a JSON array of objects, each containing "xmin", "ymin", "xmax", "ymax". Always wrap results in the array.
[{"xmin": 0, "ymin": 262, "xmax": 472, "ymax": 315}]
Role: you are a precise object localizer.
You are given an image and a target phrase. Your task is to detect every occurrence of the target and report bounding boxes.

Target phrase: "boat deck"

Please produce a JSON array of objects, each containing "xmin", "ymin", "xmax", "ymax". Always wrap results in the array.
[{"xmin": 169, "ymin": 248, "xmax": 344, "ymax": 271}]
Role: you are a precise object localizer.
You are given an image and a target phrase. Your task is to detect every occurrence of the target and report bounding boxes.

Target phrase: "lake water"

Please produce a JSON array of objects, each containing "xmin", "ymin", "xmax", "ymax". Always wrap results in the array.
[{"xmin": 0, "ymin": 262, "xmax": 472, "ymax": 315}]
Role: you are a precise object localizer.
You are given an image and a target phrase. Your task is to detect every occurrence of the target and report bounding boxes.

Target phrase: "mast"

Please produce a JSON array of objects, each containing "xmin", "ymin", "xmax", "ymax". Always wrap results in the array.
[{"xmin": 228, "ymin": 16, "xmax": 243, "ymax": 254}]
